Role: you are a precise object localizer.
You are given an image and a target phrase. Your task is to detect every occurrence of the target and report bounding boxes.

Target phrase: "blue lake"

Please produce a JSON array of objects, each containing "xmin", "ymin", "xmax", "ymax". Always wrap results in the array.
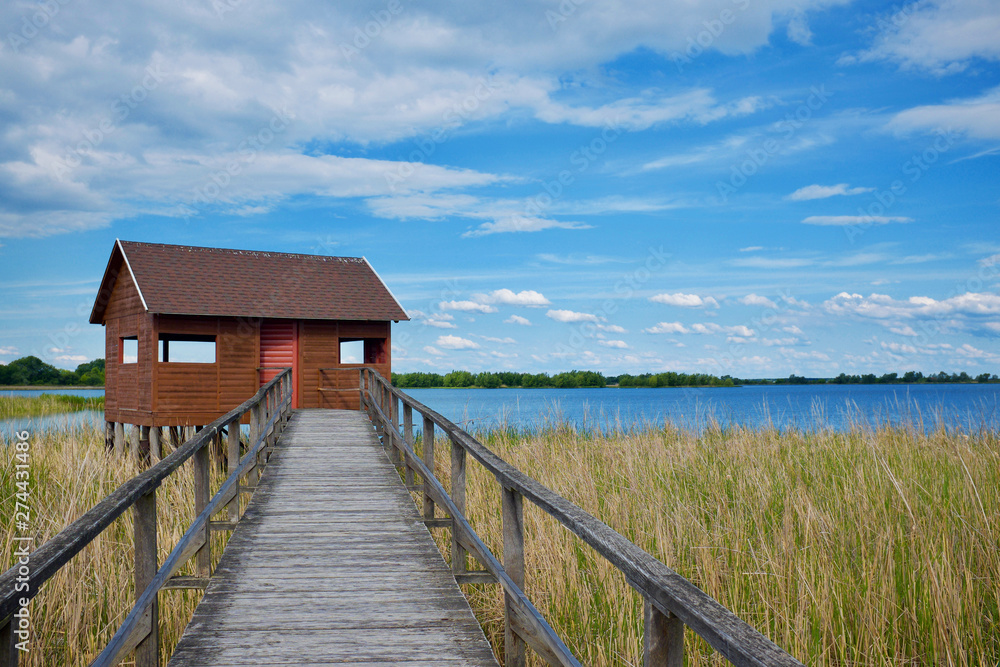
[
  {"xmin": 403, "ymin": 384, "xmax": 1000, "ymax": 433},
  {"xmin": 2, "ymin": 384, "xmax": 999, "ymax": 436}
]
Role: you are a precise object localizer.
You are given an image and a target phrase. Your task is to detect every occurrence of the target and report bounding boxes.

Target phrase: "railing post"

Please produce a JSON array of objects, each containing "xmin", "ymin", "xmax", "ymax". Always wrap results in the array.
[
  {"xmin": 450, "ymin": 436, "xmax": 467, "ymax": 577},
  {"xmin": 421, "ymin": 415, "xmax": 435, "ymax": 520},
  {"xmin": 228, "ymin": 420, "xmax": 241, "ymax": 522},
  {"xmin": 644, "ymin": 600, "xmax": 684, "ymax": 667},
  {"xmin": 403, "ymin": 402, "xmax": 414, "ymax": 477},
  {"xmin": 249, "ymin": 402, "xmax": 261, "ymax": 488},
  {"xmin": 134, "ymin": 488, "xmax": 158, "ymax": 667},
  {"xmin": 397, "ymin": 396, "xmax": 414, "ymax": 487},
  {"xmin": 194, "ymin": 438, "xmax": 211, "ymax": 578},
  {"xmin": 502, "ymin": 486, "xmax": 526, "ymax": 667},
  {"xmin": 359, "ymin": 369, "xmax": 366, "ymax": 411},
  {"xmin": 149, "ymin": 426, "xmax": 161, "ymax": 462},
  {"xmin": 1, "ymin": 616, "xmax": 18, "ymax": 667}
]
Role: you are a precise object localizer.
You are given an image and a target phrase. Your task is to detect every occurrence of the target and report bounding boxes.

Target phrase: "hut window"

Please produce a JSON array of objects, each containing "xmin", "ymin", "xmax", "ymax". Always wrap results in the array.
[
  {"xmin": 120, "ymin": 336, "xmax": 138, "ymax": 364},
  {"xmin": 158, "ymin": 334, "xmax": 217, "ymax": 363},
  {"xmin": 339, "ymin": 339, "xmax": 364, "ymax": 364}
]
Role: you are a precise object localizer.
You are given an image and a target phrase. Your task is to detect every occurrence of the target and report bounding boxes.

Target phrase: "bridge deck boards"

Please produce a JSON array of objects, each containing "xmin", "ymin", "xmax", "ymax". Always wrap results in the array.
[{"xmin": 168, "ymin": 409, "xmax": 499, "ymax": 666}]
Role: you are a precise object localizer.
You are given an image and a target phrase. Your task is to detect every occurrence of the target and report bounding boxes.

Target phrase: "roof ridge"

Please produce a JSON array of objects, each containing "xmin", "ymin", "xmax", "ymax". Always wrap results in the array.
[{"xmin": 117, "ymin": 240, "xmax": 364, "ymax": 262}]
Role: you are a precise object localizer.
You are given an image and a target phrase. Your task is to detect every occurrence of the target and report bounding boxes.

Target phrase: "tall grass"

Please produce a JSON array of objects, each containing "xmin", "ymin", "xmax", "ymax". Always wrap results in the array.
[
  {"xmin": 416, "ymin": 420, "xmax": 1000, "ymax": 665},
  {"xmin": 1, "ymin": 421, "xmax": 230, "ymax": 666},
  {"xmin": 5, "ymin": 410, "xmax": 997, "ymax": 666},
  {"xmin": 0, "ymin": 394, "xmax": 104, "ymax": 419}
]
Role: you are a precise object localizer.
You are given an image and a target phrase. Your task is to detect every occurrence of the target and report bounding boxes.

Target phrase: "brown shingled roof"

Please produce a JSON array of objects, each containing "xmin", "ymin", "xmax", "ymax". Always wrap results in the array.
[{"xmin": 90, "ymin": 240, "xmax": 409, "ymax": 323}]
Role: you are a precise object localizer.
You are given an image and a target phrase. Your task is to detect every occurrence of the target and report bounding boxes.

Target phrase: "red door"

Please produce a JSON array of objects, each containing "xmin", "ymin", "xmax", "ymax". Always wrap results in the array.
[{"xmin": 260, "ymin": 320, "xmax": 298, "ymax": 408}]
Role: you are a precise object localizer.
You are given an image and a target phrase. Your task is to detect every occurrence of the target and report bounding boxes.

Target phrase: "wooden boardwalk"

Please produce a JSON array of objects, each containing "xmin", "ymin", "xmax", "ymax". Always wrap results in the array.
[{"xmin": 169, "ymin": 409, "xmax": 499, "ymax": 666}]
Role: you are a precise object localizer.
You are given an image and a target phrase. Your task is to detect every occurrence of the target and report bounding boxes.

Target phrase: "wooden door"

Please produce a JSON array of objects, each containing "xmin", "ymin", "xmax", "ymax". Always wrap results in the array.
[{"xmin": 260, "ymin": 320, "xmax": 298, "ymax": 408}]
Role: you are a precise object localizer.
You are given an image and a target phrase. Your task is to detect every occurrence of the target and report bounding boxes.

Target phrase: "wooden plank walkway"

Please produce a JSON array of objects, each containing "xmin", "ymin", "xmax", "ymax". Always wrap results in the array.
[{"xmin": 169, "ymin": 409, "xmax": 499, "ymax": 666}]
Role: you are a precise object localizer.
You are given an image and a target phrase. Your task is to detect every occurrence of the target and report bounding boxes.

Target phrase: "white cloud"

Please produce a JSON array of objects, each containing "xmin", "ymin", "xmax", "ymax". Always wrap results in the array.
[
  {"xmin": 880, "ymin": 341, "xmax": 918, "ymax": 355},
  {"xmin": 779, "ymin": 348, "xmax": 830, "ymax": 361},
  {"xmin": 649, "ymin": 292, "xmax": 719, "ymax": 308},
  {"xmin": 727, "ymin": 325, "xmax": 756, "ymax": 337},
  {"xmin": 423, "ymin": 346, "xmax": 446, "ymax": 357},
  {"xmin": 782, "ymin": 325, "xmax": 804, "ymax": 335},
  {"xmin": 889, "ymin": 85, "xmax": 1000, "ymax": 140},
  {"xmin": 52, "ymin": 354, "xmax": 90, "ymax": 363},
  {"xmin": 824, "ymin": 292, "xmax": 1000, "ymax": 320},
  {"xmin": 409, "ymin": 309, "xmax": 458, "ymax": 329},
  {"xmin": 598, "ymin": 324, "xmax": 627, "ymax": 333},
  {"xmin": 730, "ymin": 257, "xmax": 815, "ymax": 268},
  {"xmin": 476, "ymin": 335, "xmax": 516, "ymax": 344},
  {"xmin": 546, "ymin": 309, "xmax": 601, "ymax": 323},
  {"xmin": 844, "ymin": 0, "xmax": 1000, "ymax": 74},
  {"xmin": 956, "ymin": 343, "xmax": 999, "ymax": 360},
  {"xmin": 645, "ymin": 322, "xmax": 689, "ymax": 334},
  {"xmin": 475, "ymin": 289, "xmax": 550, "ymax": 307},
  {"xmin": 739, "ymin": 294, "xmax": 777, "ymax": 308},
  {"xmin": 802, "ymin": 215, "xmax": 912, "ymax": 226},
  {"xmin": 0, "ymin": 346, "xmax": 19, "ymax": 356},
  {"xmin": 599, "ymin": 340, "xmax": 629, "ymax": 349},
  {"xmin": 786, "ymin": 183, "xmax": 874, "ymax": 200},
  {"xmin": 439, "ymin": 300, "xmax": 498, "ymax": 314},
  {"xmin": 889, "ymin": 325, "xmax": 919, "ymax": 337},
  {"xmin": 462, "ymin": 216, "xmax": 591, "ymax": 238},
  {"xmin": 739, "ymin": 246, "xmax": 764, "ymax": 252},
  {"xmin": 435, "ymin": 335, "xmax": 480, "ymax": 350},
  {"xmin": 786, "ymin": 14, "xmax": 813, "ymax": 46},
  {"xmin": 505, "ymin": 315, "xmax": 532, "ymax": 326}
]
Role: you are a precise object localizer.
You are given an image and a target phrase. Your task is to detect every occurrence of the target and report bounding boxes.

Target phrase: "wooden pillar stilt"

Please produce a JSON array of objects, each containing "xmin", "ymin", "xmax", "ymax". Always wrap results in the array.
[
  {"xmin": 149, "ymin": 426, "xmax": 161, "ymax": 463},
  {"xmin": 114, "ymin": 422, "xmax": 125, "ymax": 457}
]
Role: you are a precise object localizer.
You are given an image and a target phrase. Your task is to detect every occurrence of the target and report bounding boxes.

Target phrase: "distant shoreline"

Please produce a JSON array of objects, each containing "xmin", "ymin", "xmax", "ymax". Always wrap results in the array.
[{"xmin": 0, "ymin": 385, "xmax": 104, "ymax": 391}]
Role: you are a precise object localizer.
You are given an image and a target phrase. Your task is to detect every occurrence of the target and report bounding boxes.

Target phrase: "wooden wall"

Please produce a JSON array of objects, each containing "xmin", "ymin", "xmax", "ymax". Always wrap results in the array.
[
  {"xmin": 300, "ymin": 320, "xmax": 391, "ymax": 410},
  {"xmin": 103, "ymin": 267, "xmax": 153, "ymax": 425},
  {"xmin": 152, "ymin": 315, "xmax": 258, "ymax": 426}
]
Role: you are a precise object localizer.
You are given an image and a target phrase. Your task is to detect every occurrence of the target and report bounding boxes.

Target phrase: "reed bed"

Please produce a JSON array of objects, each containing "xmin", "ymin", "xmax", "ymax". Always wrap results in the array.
[
  {"xmin": 1, "ymin": 421, "xmax": 231, "ymax": 666},
  {"xmin": 416, "ymin": 420, "xmax": 1000, "ymax": 665},
  {"xmin": 4, "ymin": 410, "xmax": 998, "ymax": 666},
  {"xmin": 0, "ymin": 394, "xmax": 104, "ymax": 419}
]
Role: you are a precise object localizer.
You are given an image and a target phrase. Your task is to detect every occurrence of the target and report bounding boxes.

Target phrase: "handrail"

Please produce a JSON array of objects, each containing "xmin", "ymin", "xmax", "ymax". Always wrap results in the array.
[
  {"xmin": 0, "ymin": 368, "xmax": 293, "ymax": 666},
  {"xmin": 361, "ymin": 367, "xmax": 803, "ymax": 667},
  {"xmin": 92, "ymin": 388, "xmax": 291, "ymax": 666}
]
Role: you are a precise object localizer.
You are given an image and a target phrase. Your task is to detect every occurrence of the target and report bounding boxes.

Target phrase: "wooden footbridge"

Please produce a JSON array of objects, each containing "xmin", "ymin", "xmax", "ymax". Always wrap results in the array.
[{"xmin": 1, "ymin": 369, "xmax": 803, "ymax": 666}]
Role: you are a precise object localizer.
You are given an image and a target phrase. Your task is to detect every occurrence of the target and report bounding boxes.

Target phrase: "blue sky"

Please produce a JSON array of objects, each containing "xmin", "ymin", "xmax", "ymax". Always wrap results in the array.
[{"xmin": 0, "ymin": 0, "xmax": 998, "ymax": 377}]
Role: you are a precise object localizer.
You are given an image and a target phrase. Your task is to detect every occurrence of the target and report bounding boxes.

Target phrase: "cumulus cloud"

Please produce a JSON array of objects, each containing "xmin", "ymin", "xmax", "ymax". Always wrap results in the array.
[
  {"xmin": 802, "ymin": 215, "xmax": 912, "ymax": 226},
  {"xmin": 645, "ymin": 322, "xmax": 689, "ymax": 334},
  {"xmin": 0, "ymin": 346, "xmax": 19, "ymax": 356},
  {"xmin": 475, "ymin": 335, "xmax": 516, "ymax": 344},
  {"xmin": 599, "ymin": 340, "xmax": 629, "ymax": 349},
  {"xmin": 475, "ymin": 289, "xmax": 550, "ymax": 306},
  {"xmin": 739, "ymin": 294, "xmax": 777, "ymax": 308},
  {"xmin": 435, "ymin": 335, "xmax": 480, "ymax": 350},
  {"xmin": 505, "ymin": 315, "xmax": 532, "ymax": 326},
  {"xmin": 408, "ymin": 309, "xmax": 457, "ymax": 329},
  {"xmin": 546, "ymin": 309, "xmax": 601, "ymax": 323},
  {"xmin": 439, "ymin": 300, "xmax": 497, "ymax": 314},
  {"xmin": 649, "ymin": 293, "xmax": 719, "ymax": 308},
  {"xmin": 786, "ymin": 183, "xmax": 874, "ymax": 200},
  {"xmin": 824, "ymin": 291, "xmax": 1000, "ymax": 320}
]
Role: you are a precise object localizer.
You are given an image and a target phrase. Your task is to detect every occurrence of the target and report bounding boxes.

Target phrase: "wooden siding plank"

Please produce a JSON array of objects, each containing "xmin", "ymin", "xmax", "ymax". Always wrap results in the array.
[{"xmin": 168, "ymin": 410, "xmax": 497, "ymax": 667}]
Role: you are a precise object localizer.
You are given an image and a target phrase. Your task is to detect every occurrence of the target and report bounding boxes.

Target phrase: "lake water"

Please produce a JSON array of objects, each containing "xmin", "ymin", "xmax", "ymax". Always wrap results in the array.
[
  {"xmin": 2, "ymin": 384, "xmax": 998, "ymax": 437},
  {"xmin": 404, "ymin": 384, "xmax": 1000, "ymax": 433}
]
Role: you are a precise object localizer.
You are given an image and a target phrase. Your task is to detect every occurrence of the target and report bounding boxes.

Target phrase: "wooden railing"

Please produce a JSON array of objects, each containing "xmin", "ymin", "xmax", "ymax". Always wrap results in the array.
[
  {"xmin": 0, "ymin": 369, "xmax": 294, "ymax": 667},
  {"xmin": 360, "ymin": 368, "xmax": 804, "ymax": 667}
]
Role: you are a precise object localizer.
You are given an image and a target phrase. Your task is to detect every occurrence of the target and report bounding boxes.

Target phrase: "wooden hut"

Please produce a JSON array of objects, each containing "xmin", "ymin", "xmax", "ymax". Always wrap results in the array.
[{"xmin": 90, "ymin": 240, "xmax": 408, "ymax": 451}]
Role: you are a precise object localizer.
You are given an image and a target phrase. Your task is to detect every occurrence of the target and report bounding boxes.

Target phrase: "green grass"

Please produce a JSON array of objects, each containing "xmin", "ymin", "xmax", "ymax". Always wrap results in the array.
[{"xmin": 0, "ymin": 394, "xmax": 104, "ymax": 419}]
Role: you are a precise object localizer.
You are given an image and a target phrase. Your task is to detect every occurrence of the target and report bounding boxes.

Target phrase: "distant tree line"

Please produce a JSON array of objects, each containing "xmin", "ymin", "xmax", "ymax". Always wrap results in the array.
[
  {"xmin": 738, "ymin": 371, "xmax": 998, "ymax": 385},
  {"xmin": 0, "ymin": 356, "xmax": 105, "ymax": 386},
  {"xmin": 393, "ymin": 370, "xmax": 607, "ymax": 388},
  {"xmin": 614, "ymin": 372, "xmax": 736, "ymax": 388},
  {"xmin": 393, "ymin": 368, "xmax": 998, "ymax": 389}
]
